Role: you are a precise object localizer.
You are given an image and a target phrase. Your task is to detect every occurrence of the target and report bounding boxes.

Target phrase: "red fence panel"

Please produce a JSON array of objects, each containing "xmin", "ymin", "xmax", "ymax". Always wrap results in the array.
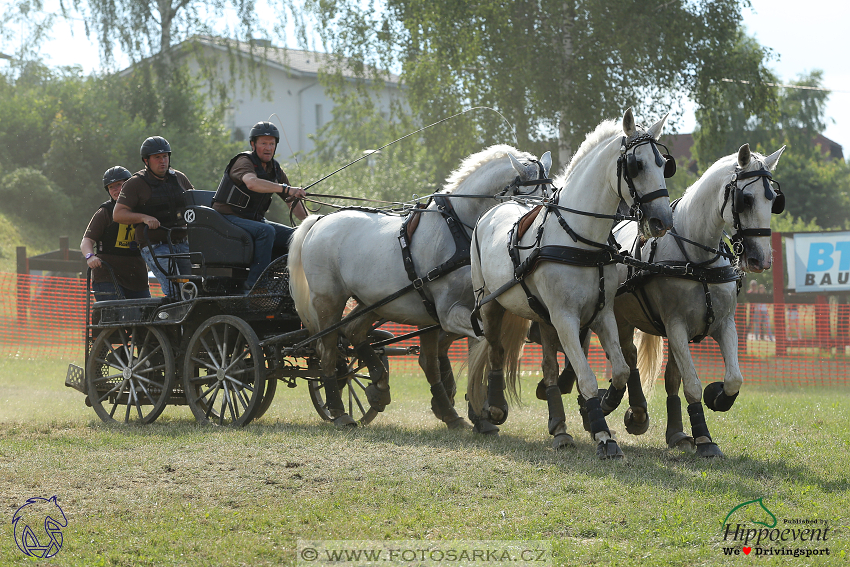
[{"xmin": 2, "ymin": 272, "xmax": 848, "ymax": 387}]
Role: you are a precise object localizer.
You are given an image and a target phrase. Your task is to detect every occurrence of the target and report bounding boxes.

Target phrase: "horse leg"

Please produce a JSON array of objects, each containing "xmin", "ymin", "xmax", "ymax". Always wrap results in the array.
[
  {"xmin": 344, "ymin": 315, "xmax": 391, "ymax": 412},
  {"xmin": 592, "ymin": 312, "xmax": 632, "ymax": 417},
  {"xmin": 667, "ymin": 324, "xmax": 723, "ymax": 458},
  {"xmin": 437, "ymin": 330, "xmax": 460, "ymax": 406},
  {"xmin": 314, "ymin": 297, "xmax": 356, "ymax": 427},
  {"xmin": 552, "ymin": 313, "xmax": 623, "ymax": 459},
  {"xmin": 617, "ymin": 321, "xmax": 649, "ymax": 436},
  {"xmin": 535, "ymin": 326, "xmax": 580, "ymax": 400},
  {"xmin": 421, "ymin": 328, "xmax": 469, "ymax": 429},
  {"xmin": 538, "ymin": 323, "xmax": 575, "ymax": 449},
  {"xmin": 663, "ymin": 350, "xmax": 692, "ymax": 451},
  {"xmin": 467, "ymin": 301, "xmax": 505, "ymax": 436},
  {"xmin": 704, "ymin": 319, "xmax": 742, "ymax": 413}
]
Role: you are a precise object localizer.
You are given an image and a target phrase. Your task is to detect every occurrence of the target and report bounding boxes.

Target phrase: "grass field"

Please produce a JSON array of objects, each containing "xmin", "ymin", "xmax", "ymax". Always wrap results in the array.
[{"xmin": 0, "ymin": 357, "xmax": 848, "ymax": 566}]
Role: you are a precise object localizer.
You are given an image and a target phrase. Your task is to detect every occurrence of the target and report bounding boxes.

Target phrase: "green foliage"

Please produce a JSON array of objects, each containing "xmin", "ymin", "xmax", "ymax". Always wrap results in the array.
[
  {"xmin": 304, "ymin": 0, "xmax": 774, "ymax": 179},
  {"xmin": 0, "ymin": 59, "xmax": 241, "ymax": 239},
  {"xmin": 0, "ymin": 167, "xmax": 72, "ymax": 227}
]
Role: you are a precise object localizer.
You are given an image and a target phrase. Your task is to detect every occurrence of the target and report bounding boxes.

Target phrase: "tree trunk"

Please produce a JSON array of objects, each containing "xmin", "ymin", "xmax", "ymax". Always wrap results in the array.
[{"xmin": 557, "ymin": 0, "xmax": 576, "ymax": 167}]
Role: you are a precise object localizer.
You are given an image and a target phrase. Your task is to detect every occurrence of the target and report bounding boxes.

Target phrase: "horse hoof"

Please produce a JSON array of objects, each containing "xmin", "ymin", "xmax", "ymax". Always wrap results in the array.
[
  {"xmin": 486, "ymin": 404, "xmax": 509, "ymax": 426},
  {"xmin": 473, "ymin": 420, "xmax": 500, "ymax": 436},
  {"xmin": 332, "ymin": 414, "xmax": 357, "ymax": 428},
  {"xmin": 624, "ymin": 407, "xmax": 650, "ymax": 436},
  {"xmin": 597, "ymin": 439, "xmax": 624, "ymax": 460},
  {"xmin": 552, "ymin": 433, "xmax": 575, "ymax": 450},
  {"xmin": 535, "ymin": 379, "xmax": 547, "ymax": 401},
  {"xmin": 667, "ymin": 432, "xmax": 695, "ymax": 452},
  {"xmin": 446, "ymin": 416, "xmax": 472, "ymax": 430},
  {"xmin": 696, "ymin": 442, "xmax": 725, "ymax": 458},
  {"xmin": 365, "ymin": 384, "xmax": 391, "ymax": 411}
]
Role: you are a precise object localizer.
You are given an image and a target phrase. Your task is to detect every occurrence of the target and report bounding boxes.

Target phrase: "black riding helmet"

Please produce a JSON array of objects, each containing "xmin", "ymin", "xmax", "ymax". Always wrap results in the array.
[
  {"xmin": 249, "ymin": 121, "xmax": 280, "ymax": 144},
  {"xmin": 140, "ymin": 136, "xmax": 172, "ymax": 163},
  {"xmin": 102, "ymin": 166, "xmax": 132, "ymax": 190}
]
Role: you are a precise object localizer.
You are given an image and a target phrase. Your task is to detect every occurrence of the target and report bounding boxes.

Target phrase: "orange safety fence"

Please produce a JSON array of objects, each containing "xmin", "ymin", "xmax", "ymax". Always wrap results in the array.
[{"xmin": 2, "ymin": 272, "xmax": 849, "ymax": 387}]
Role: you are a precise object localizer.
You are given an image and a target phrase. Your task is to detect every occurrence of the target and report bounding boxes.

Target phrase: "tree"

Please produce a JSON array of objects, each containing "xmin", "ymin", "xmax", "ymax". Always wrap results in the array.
[{"xmin": 304, "ymin": 0, "xmax": 776, "ymax": 178}]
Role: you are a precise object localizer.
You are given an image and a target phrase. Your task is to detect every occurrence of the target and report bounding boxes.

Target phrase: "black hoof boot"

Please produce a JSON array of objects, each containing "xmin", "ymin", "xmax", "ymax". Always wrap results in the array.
[
  {"xmin": 577, "ymin": 394, "xmax": 592, "ymax": 432},
  {"xmin": 365, "ymin": 383, "xmax": 391, "ymax": 412},
  {"xmin": 665, "ymin": 395, "xmax": 694, "ymax": 451},
  {"xmin": 468, "ymin": 400, "xmax": 499, "ymax": 435},
  {"xmin": 624, "ymin": 407, "xmax": 650, "ymax": 435},
  {"xmin": 624, "ymin": 368, "xmax": 649, "ymax": 435},
  {"xmin": 687, "ymin": 401, "xmax": 724, "ymax": 458},
  {"xmin": 323, "ymin": 374, "xmax": 357, "ymax": 427},
  {"xmin": 704, "ymin": 381, "xmax": 738, "ymax": 412},
  {"xmin": 596, "ymin": 439, "xmax": 624, "ymax": 460},
  {"xmin": 484, "ymin": 369, "xmax": 509, "ymax": 425},
  {"xmin": 600, "ymin": 381, "xmax": 626, "ymax": 415}
]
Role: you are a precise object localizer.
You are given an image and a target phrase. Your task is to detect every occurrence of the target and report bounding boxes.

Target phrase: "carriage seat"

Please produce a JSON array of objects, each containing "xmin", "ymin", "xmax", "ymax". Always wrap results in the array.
[{"xmin": 185, "ymin": 190, "xmax": 253, "ymax": 268}]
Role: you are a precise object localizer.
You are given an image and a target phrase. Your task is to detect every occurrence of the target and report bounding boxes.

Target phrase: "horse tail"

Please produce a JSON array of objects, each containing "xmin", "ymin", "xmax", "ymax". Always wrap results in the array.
[
  {"xmin": 466, "ymin": 312, "xmax": 532, "ymax": 412},
  {"xmin": 635, "ymin": 330, "xmax": 663, "ymax": 399},
  {"xmin": 287, "ymin": 215, "xmax": 322, "ymax": 333}
]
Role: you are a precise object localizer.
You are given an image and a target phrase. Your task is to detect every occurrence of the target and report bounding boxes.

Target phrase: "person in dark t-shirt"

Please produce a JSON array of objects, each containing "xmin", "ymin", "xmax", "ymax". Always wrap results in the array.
[
  {"xmin": 213, "ymin": 121, "xmax": 307, "ymax": 290},
  {"xmin": 81, "ymin": 166, "xmax": 151, "ymax": 301},
  {"xmin": 114, "ymin": 136, "xmax": 194, "ymax": 298}
]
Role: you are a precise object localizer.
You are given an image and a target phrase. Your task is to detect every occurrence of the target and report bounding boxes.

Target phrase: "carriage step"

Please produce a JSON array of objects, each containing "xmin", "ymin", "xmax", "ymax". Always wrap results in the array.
[{"xmin": 65, "ymin": 364, "xmax": 85, "ymax": 394}]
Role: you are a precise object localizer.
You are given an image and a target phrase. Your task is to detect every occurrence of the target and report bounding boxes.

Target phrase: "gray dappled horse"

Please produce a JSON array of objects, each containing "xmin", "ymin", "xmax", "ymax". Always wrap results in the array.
[
  {"xmin": 610, "ymin": 143, "xmax": 785, "ymax": 457},
  {"xmin": 289, "ymin": 145, "xmax": 551, "ymax": 427},
  {"xmin": 467, "ymin": 109, "xmax": 674, "ymax": 459}
]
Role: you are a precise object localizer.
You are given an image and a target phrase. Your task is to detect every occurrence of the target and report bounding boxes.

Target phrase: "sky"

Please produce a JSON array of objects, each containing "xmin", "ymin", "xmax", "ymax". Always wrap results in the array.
[{"xmin": 5, "ymin": 0, "xmax": 850, "ymax": 157}]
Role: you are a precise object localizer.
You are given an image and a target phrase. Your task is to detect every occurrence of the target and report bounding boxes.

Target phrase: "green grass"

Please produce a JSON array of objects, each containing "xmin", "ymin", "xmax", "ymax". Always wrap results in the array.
[{"xmin": 0, "ymin": 358, "xmax": 848, "ymax": 566}]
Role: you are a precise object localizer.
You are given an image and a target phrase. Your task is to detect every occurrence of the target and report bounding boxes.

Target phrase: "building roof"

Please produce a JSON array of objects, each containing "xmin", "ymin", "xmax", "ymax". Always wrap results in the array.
[{"xmin": 180, "ymin": 36, "xmax": 401, "ymax": 85}]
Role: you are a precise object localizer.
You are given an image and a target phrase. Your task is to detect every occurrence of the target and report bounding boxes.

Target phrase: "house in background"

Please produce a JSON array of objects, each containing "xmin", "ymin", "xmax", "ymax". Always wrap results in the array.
[{"xmin": 128, "ymin": 36, "xmax": 403, "ymax": 156}]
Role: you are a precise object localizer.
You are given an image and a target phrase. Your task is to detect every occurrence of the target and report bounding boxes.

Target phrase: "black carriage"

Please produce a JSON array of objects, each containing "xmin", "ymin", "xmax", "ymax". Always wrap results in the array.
[{"xmin": 65, "ymin": 191, "xmax": 415, "ymax": 426}]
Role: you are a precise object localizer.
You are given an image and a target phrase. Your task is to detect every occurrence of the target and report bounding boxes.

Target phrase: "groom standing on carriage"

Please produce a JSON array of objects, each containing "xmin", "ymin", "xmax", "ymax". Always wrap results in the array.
[{"xmin": 213, "ymin": 121, "xmax": 308, "ymax": 291}]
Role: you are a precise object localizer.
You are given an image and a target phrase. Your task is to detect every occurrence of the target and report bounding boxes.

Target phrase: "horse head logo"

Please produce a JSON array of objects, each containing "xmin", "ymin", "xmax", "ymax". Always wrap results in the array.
[
  {"xmin": 12, "ymin": 496, "xmax": 68, "ymax": 559},
  {"xmin": 722, "ymin": 497, "xmax": 777, "ymax": 529}
]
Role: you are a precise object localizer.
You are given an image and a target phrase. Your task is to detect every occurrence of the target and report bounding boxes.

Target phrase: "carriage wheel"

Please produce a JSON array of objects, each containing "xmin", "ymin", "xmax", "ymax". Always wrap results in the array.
[
  {"xmin": 86, "ymin": 326, "xmax": 175, "ymax": 424},
  {"xmin": 307, "ymin": 353, "xmax": 387, "ymax": 425},
  {"xmin": 182, "ymin": 315, "xmax": 265, "ymax": 427},
  {"xmin": 252, "ymin": 374, "xmax": 278, "ymax": 421}
]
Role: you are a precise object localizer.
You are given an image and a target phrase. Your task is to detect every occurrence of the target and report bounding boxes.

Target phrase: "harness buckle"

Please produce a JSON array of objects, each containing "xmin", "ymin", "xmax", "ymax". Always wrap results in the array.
[
  {"xmin": 413, "ymin": 278, "xmax": 425, "ymax": 290},
  {"xmin": 426, "ymin": 267, "xmax": 441, "ymax": 282},
  {"xmin": 684, "ymin": 263, "xmax": 693, "ymax": 276}
]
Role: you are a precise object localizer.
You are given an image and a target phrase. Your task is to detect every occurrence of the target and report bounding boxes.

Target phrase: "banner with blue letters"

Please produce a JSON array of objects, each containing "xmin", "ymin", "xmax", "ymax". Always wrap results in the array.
[{"xmin": 788, "ymin": 231, "xmax": 850, "ymax": 292}]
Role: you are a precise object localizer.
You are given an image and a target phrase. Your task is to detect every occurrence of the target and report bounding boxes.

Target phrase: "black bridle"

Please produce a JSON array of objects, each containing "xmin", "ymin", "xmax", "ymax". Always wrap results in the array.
[
  {"xmin": 720, "ymin": 167, "xmax": 784, "ymax": 255},
  {"xmin": 616, "ymin": 133, "xmax": 676, "ymax": 219}
]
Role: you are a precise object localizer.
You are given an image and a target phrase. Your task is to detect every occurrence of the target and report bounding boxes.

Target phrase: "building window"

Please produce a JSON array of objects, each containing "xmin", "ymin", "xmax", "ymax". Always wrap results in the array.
[{"xmin": 316, "ymin": 104, "xmax": 323, "ymax": 129}]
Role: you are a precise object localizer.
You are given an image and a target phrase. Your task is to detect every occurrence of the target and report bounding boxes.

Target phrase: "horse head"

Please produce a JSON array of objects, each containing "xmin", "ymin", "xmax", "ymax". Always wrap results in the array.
[
  {"xmin": 619, "ymin": 108, "xmax": 675, "ymax": 238},
  {"xmin": 722, "ymin": 143, "xmax": 786, "ymax": 272}
]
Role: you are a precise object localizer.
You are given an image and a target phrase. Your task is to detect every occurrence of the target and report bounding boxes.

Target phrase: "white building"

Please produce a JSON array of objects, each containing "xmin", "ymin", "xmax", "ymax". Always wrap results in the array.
[{"xmin": 147, "ymin": 36, "xmax": 403, "ymax": 155}]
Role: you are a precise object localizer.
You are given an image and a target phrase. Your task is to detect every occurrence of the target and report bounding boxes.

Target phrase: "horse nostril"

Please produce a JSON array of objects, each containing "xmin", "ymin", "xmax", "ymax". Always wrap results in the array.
[{"xmin": 650, "ymin": 218, "xmax": 664, "ymax": 235}]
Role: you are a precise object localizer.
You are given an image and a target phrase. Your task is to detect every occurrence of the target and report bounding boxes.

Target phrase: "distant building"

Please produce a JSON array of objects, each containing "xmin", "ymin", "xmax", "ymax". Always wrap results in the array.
[{"xmin": 123, "ymin": 36, "xmax": 403, "ymax": 156}]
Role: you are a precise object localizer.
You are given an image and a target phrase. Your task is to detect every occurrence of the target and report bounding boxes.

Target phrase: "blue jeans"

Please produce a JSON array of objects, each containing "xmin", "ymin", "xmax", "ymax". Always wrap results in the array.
[
  {"xmin": 223, "ymin": 215, "xmax": 294, "ymax": 286},
  {"xmin": 140, "ymin": 241, "xmax": 192, "ymax": 298},
  {"xmin": 92, "ymin": 281, "xmax": 151, "ymax": 302}
]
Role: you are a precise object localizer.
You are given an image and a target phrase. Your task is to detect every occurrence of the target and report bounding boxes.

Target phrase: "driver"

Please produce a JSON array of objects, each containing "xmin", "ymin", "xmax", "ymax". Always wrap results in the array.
[{"xmin": 212, "ymin": 121, "xmax": 307, "ymax": 290}]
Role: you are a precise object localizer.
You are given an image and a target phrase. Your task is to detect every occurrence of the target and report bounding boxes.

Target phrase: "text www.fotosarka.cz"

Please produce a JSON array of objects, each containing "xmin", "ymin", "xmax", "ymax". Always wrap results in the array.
[{"xmin": 297, "ymin": 540, "xmax": 553, "ymax": 567}]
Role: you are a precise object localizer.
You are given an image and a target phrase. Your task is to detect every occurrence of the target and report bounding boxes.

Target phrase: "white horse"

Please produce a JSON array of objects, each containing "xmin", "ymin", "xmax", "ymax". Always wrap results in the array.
[
  {"xmin": 612, "ymin": 143, "xmax": 786, "ymax": 457},
  {"xmin": 289, "ymin": 145, "xmax": 552, "ymax": 426},
  {"xmin": 467, "ymin": 109, "xmax": 674, "ymax": 459}
]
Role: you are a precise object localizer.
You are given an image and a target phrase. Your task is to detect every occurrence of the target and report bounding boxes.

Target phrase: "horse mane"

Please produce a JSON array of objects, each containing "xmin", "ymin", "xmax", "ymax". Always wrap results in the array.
[
  {"xmin": 441, "ymin": 144, "xmax": 533, "ymax": 193},
  {"xmin": 555, "ymin": 119, "xmax": 622, "ymax": 184},
  {"xmin": 680, "ymin": 149, "xmax": 769, "ymax": 202}
]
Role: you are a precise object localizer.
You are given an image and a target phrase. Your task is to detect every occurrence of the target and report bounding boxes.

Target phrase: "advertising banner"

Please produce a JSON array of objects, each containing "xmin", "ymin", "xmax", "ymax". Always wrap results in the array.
[{"xmin": 787, "ymin": 231, "xmax": 850, "ymax": 292}]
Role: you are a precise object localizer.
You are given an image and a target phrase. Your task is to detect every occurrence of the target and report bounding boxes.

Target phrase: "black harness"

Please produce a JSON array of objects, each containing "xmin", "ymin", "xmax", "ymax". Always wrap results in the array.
[
  {"xmin": 470, "ymin": 133, "xmax": 673, "ymax": 335},
  {"xmin": 721, "ymin": 167, "xmax": 784, "ymax": 255}
]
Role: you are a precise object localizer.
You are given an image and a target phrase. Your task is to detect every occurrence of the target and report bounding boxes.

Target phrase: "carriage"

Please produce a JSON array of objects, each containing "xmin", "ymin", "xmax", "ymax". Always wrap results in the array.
[{"xmin": 64, "ymin": 190, "xmax": 418, "ymax": 427}]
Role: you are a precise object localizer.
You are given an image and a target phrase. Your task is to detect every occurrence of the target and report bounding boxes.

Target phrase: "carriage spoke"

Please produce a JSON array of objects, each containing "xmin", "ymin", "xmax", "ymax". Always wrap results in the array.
[
  {"xmin": 199, "ymin": 336, "xmax": 221, "ymax": 369},
  {"xmin": 204, "ymin": 383, "xmax": 222, "ymax": 419}
]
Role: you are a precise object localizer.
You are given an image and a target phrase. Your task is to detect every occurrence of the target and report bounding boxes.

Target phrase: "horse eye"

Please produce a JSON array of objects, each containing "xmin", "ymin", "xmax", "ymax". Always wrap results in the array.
[{"xmin": 743, "ymin": 194, "xmax": 754, "ymax": 208}]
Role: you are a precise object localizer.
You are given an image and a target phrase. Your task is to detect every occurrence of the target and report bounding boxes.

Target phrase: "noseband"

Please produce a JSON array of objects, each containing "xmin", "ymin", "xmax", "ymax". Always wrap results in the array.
[{"xmin": 616, "ymin": 133, "xmax": 675, "ymax": 219}]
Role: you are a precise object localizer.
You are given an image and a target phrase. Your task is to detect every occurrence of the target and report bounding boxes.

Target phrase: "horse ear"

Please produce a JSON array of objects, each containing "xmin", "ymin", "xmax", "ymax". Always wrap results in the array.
[
  {"xmin": 647, "ymin": 112, "xmax": 669, "ymax": 140},
  {"xmin": 539, "ymin": 151, "xmax": 553, "ymax": 176},
  {"xmin": 762, "ymin": 145, "xmax": 786, "ymax": 171},
  {"xmin": 622, "ymin": 108, "xmax": 636, "ymax": 137},
  {"xmin": 737, "ymin": 144, "xmax": 751, "ymax": 168},
  {"xmin": 508, "ymin": 153, "xmax": 532, "ymax": 177}
]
